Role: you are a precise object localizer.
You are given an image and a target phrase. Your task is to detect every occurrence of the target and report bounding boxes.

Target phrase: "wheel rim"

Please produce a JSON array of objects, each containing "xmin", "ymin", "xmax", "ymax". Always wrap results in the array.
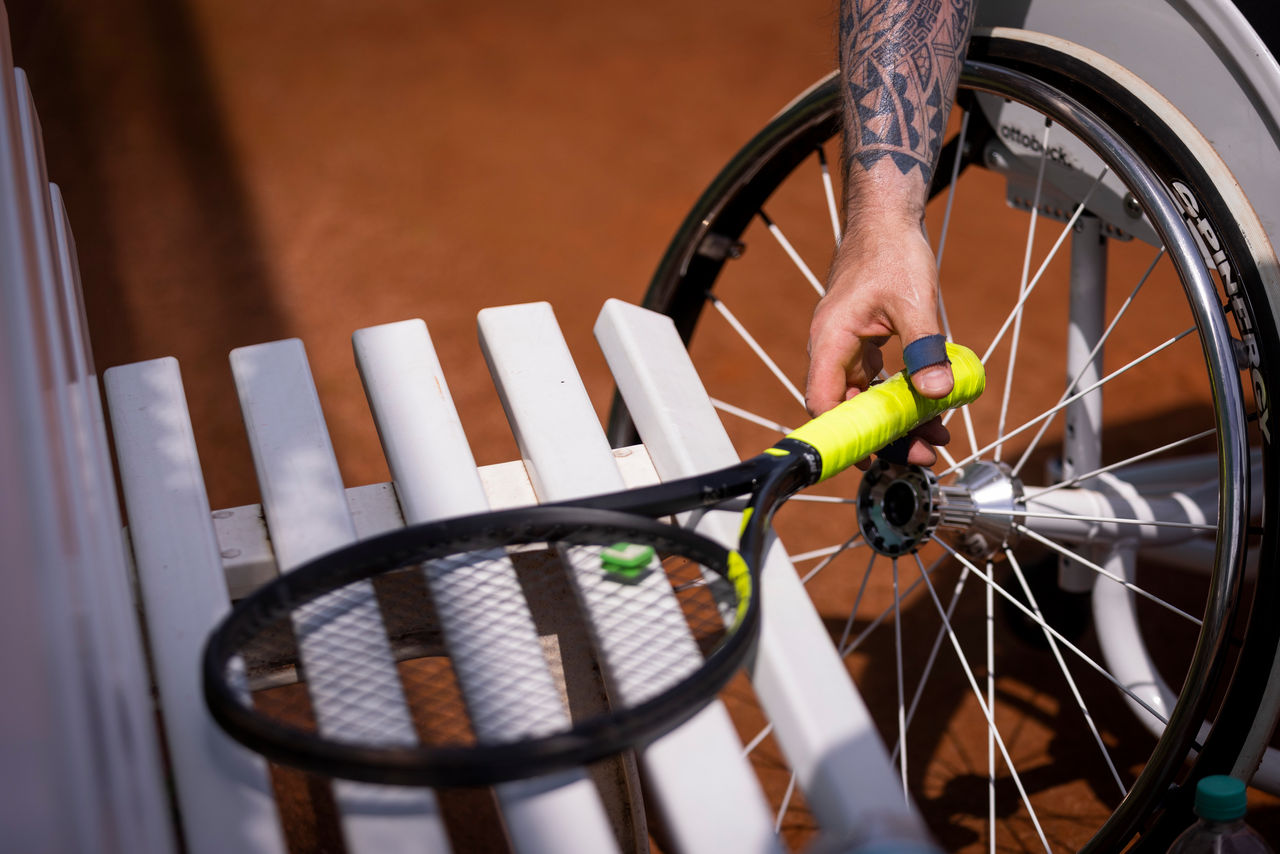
[{"xmin": 629, "ymin": 45, "xmax": 1261, "ymax": 852}]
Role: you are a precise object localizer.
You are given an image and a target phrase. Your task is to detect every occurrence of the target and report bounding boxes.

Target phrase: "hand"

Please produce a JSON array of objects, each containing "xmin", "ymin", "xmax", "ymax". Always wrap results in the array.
[{"xmin": 806, "ymin": 212, "xmax": 954, "ymax": 466}]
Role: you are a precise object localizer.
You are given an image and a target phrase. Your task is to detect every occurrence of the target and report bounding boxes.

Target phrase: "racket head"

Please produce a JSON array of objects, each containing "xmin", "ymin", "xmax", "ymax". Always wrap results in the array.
[{"xmin": 202, "ymin": 506, "xmax": 757, "ymax": 787}]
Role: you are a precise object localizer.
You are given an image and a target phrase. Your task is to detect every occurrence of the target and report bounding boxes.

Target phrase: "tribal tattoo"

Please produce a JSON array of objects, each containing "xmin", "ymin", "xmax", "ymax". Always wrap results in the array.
[{"xmin": 839, "ymin": 0, "xmax": 975, "ymax": 186}]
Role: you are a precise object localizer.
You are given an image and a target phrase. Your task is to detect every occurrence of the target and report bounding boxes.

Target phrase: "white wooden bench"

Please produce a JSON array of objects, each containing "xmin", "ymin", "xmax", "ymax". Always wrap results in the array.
[
  {"xmin": 100, "ymin": 299, "xmax": 937, "ymax": 853},
  {"xmin": 0, "ymin": 7, "xmax": 933, "ymax": 849}
]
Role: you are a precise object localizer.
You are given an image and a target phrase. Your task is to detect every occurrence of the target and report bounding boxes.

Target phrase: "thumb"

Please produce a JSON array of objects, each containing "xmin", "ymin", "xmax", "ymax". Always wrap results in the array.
[{"xmin": 900, "ymin": 327, "xmax": 954, "ymax": 400}]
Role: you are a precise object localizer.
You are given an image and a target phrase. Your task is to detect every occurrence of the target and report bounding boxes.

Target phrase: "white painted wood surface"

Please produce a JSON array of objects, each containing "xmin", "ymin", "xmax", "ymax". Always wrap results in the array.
[
  {"xmin": 230, "ymin": 338, "xmax": 452, "ymax": 854},
  {"xmin": 478, "ymin": 301, "xmax": 784, "ymax": 854},
  {"xmin": 0, "ymin": 32, "xmax": 174, "ymax": 850},
  {"xmin": 595, "ymin": 298, "xmax": 935, "ymax": 847},
  {"xmin": 38, "ymin": 280, "xmax": 922, "ymax": 852},
  {"xmin": 105, "ymin": 358, "xmax": 288, "ymax": 854},
  {"xmin": 2, "ymin": 58, "xmax": 122, "ymax": 852},
  {"xmin": 353, "ymin": 319, "xmax": 621, "ymax": 854}
]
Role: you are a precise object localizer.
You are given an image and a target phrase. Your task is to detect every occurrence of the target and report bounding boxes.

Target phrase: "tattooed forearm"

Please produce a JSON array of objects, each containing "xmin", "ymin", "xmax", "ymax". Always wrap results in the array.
[{"xmin": 840, "ymin": 0, "xmax": 976, "ymax": 187}]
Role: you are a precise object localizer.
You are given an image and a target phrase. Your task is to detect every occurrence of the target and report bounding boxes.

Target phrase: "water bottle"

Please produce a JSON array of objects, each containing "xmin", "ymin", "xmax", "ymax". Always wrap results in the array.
[{"xmin": 1167, "ymin": 775, "xmax": 1275, "ymax": 853}]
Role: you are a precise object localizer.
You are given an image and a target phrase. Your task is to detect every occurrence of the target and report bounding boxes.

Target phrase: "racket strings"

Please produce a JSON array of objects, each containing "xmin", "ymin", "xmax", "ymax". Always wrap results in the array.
[
  {"xmin": 212, "ymin": 518, "xmax": 748, "ymax": 782},
  {"xmin": 238, "ymin": 575, "xmax": 480, "ymax": 749},
  {"xmin": 662, "ymin": 554, "xmax": 734, "ymax": 656}
]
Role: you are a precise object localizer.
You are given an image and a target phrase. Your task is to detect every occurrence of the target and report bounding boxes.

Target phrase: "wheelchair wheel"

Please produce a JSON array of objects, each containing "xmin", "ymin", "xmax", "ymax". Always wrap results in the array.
[{"xmin": 610, "ymin": 27, "xmax": 1280, "ymax": 852}]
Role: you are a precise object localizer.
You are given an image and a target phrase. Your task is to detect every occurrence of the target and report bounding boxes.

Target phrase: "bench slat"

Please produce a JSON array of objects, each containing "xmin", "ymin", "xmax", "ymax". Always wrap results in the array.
[
  {"xmin": 12, "ymin": 66, "xmax": 176, "ymax": 853},
  {"xmin": 596, "ymin": 298, "xmax": 932, "ymax": 841},
  {"xmin": 478, "ymin": 301, "xmax": 783, "ymax": 854},
  {"xmin": 353, "ymin": 319, "xmax": 622, "ymax": 854},
  {"xmin": 230, "ymin": 338, "xmax": 452, "ymax": 854},
  {"xmin": 1, "ymin": 49, "xmax": 170, "ymax": 849},
  {"xmin": 48, "ymin": 189, "xmax": 176, "ymax": 843},
  {"xmin": 105, "ymin": 358, "xmax": 288, "ymax": 854}
]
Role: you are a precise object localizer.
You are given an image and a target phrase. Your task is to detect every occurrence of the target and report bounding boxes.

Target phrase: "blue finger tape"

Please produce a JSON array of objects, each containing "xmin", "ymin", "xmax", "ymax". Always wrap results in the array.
[{"xmin": 902, "ymin": 334, "xmax": 950, "ymax": 376}]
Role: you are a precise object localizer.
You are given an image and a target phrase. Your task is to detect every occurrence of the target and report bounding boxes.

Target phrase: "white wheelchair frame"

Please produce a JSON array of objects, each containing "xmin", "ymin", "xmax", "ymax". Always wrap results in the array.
[{"xmin": 985, "ymin": 0, "xmax": 1280, "ymax": 794}]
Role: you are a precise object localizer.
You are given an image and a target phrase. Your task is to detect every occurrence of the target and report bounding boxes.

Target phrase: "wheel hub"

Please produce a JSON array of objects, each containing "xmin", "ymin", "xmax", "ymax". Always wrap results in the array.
[{"xmin": 856, "ymin": 459, "xmax": 1025, "ymax": 559}]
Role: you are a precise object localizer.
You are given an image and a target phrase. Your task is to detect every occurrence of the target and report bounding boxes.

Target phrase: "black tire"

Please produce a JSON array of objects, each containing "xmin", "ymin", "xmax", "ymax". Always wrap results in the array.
[{"xmin": 613, "ymin": 28, "xmax": 1280, "ymax": 852}]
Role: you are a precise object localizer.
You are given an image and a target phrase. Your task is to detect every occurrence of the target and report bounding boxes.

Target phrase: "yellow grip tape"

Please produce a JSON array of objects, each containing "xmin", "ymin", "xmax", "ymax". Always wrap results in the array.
[{"xmin": 785, "ymin": 342, "xmax": 984, "ymax": 482}]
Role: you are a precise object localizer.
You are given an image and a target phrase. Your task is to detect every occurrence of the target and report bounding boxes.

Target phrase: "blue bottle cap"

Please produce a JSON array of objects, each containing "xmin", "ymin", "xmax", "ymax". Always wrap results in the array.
[{"xmin": 1193, "ymin": 775, "xmax": 1248, "ymax": 822}]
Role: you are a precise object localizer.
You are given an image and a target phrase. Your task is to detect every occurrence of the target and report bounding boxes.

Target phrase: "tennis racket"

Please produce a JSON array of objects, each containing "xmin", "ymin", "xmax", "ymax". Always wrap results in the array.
[{"xmin": 203, "ymin": 342, "xmax": 984, "ymax": 787}]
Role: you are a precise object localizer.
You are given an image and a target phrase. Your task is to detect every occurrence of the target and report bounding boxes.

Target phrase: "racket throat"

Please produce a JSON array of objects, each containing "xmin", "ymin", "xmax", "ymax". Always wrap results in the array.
[
  {"xmin": 737, "ymin": 446, "xmax": 818, "ymax": 569},
  {"xmin": 767, "ymin": 437, "xmax": 825, "ymax": 487}
]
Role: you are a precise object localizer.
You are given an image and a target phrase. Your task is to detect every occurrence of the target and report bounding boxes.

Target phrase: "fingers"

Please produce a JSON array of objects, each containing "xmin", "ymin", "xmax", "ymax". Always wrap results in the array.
[
  {"xmin": 804, "ymin": 340, "xmax": 856, "ymax": 416},
  {"xmin": 883, "ymin": 436, "xmax": 941, "ymax": 467},
  {"xmin": 903, "ymin": 417, "xmax": 951, "ymax": 465},
  {"xmin": 874, "ymin": 417, "xmax": 950, "ymax": 467},
  {"xmin": 904, "ymin": 440, "xmax": 939, "ymax": 467},
  {"xmin": 911, "ymin": 416, "xmax": 951, "ymax": 448},
  {"xmin": 805, "ymin": 322, "xmax": 883, "ymax": 416}
]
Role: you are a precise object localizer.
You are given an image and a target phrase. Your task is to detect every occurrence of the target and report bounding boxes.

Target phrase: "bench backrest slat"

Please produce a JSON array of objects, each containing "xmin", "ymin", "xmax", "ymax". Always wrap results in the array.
[
  {"xmin": 230, "ymin": 338, "xmax": 453, "ymax": 853},
  {"xmin": 596, "ymin": 298, "xmax": 932, "ymax": 840},
  {"xmin": 105, "ymin": 357, "xmax": 288, "ymax": 854},
  {"xmin": 1, "ymin": 20, "xmax": 174, "ymax": 848},
  {"xmin": 479, "ymin": 301, "xmax": 785, "ymax": 854},
  {"xmin": 353, "ymin": 318, "xmax": 623, "ymax": 854}
]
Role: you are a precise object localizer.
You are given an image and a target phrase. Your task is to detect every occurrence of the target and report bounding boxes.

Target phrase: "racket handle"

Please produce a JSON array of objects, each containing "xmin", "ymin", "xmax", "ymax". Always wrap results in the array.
[{"xmin": 785, "ymin": 342, "xmax": 985, "ymax": 482}]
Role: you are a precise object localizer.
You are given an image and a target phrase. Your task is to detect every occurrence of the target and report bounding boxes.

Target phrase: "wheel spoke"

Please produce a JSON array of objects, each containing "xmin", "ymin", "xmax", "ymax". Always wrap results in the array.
[
  {"xmin": 775, "ymin": 771, "xmax": 799, "ymax": 833},
  {"xmin": 842, "ymin": 570, "xmax": 930, "ymax": 658},
  {"xmin": 958, "ymin": 380, "xmax": 981, "ymax": 459},
  {"xmin": 942, "ymin": 166, "xmax": 1111, "ymax": 445},
  {"xmin": 791, "ymin": 494, "xmax": 858, "ymax": 504},
  {"xmin": 1028, "ymin": 426, "xmax": 1217, "ymax": 499},
  {"xmin": 971, "ymin": 168, "xmax": 1112, "ymax": 371},
  {"xmin": 986, "ymin": 556, "xmax": 997, "ymax": 850},
  {"xmin": 940, "ymin": 326, "xmax": 1197, "ymax": 476},
  {"xmin": 893, "ymin": 558, "xmax": 909, "ymax": 797},
  {"xmin": 892, "ymin": 553, "xmax": 968, "ymax": 765},
  {"xmin": 1005, "ymin": 548, "xmax": 1126, "ymax": 795},
  {"xmin": 817, "ymin": 146, "xmax": 842, "ymax": 245},
  {"xmin": 933, "ymin": 110, "xmax": 971, "ymax": 290},
  {"xmin": 913, "ymin": 543, "xmax": 1052, "ymax": 851},
  {"xmin": 836, "ymin": 551, "xmax": 880, "ymax": 654},
  {"xmin": 789, "ymin": 537, "xmax": 857, "ymax": 562},
  {"xmin": 1010, "ymin": 246, "xmax": 1168, "ymax": 478},
  {"xmin": 708, "ymin": 294, "xmax": 806, "ymax": 408},
  {"xmin": 1013, "ymin": 524, "xmax": 1202, "ymax": 625},
  {"xmin": 710, "ymin": 397, "xmax": 795, "ymax": 435},
  {"xmin": 935, "ymin": 441, "xmax": 960, "ymax": 470},
  {"xmin": 742, "ymin": 722, "xmax": 774, "ymax": 757},
  {"xmin": 932, "ymin": 536, "xmax": 1174, "ymax": 729},
  {"xmin": 797, "ymin": 533, "xmax": 863, "ymax": 585},
  {"xmin": 758, "ymin": 209, "xmax": 826, "ymax": 297},
  {"xmin": 993, "ymin": 122, "xmax": 1054, "ymax": 462},
  {"xmin": 935, "ymin": 114, "xmax": 978, "ymax": 460},
  {"xmin": 979, "ymin": 506, "xmax": 1217, "ymax": 534}
]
